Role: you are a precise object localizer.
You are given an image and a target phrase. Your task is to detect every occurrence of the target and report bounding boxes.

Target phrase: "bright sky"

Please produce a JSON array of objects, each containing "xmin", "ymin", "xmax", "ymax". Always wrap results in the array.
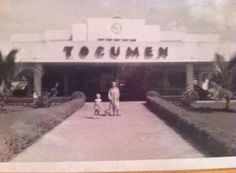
[{"xmin": 0, "ymin": 0, "xmax": 236, "ymax": 40}]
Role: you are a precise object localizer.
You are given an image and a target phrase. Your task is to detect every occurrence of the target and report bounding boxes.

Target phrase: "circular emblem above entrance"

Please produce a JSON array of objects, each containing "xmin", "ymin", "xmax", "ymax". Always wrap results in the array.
[{"xmin": 111, "ymin": 23, "xmax": 122, "ymax": 34}]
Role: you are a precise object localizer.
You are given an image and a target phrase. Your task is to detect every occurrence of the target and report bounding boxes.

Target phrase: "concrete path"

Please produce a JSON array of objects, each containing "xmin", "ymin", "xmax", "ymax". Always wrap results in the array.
[{"xmin": 12, "ymin": 102, "xmax": 204, "ymax": 162}]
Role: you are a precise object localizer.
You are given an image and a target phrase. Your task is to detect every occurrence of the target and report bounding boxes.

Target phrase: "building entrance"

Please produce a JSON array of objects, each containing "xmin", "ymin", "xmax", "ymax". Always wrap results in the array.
[
  {"xmin": 42, "ymin": 64, "xmax": 186, "ymax": 101},
  {"xmin": 42, "ymin": 64, "xmax": 118, "ymax": 101}
]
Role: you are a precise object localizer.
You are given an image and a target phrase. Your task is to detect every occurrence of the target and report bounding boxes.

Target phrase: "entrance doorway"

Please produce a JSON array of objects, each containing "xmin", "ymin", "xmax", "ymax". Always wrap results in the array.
[
  {"xmin": 42, "ymin": 63, "xmax": 186, "ymax": 101},
  {"xmin": 71, "ymin": 65, "xmax": 118, "ymax": 101}
]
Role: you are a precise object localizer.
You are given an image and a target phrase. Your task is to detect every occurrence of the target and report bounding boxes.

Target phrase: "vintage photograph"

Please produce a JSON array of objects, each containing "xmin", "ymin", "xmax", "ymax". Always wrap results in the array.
[{"xmin": 0, "ymin": 0, "xmax": 236, "ymax": 172}]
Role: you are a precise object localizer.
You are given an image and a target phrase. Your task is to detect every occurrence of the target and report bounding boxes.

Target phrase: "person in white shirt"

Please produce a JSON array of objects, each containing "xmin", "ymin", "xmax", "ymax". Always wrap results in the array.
[
  {"xmin": 94, "ymin": 93, "xmax": 102, "ymax": 116},
  {"xmin": 108, "ymin": 81, "xmax": 120, "ymax": 116},
  {"xmin": 32, "ymin": 90, "xmax": 39, "ymax": 105},
  {"xmin": 202, "ymin": 74, "xmax": 210, "ymax": 91}
]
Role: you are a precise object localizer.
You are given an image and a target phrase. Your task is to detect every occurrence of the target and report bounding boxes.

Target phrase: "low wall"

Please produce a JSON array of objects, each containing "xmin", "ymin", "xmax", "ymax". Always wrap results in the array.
[
  {"xmin": 146, "ymin": 91, "xmax": 236, "ymax": 157},
  {"xmin": 0, "ymin": 92, "xmax": 86, "ymax": 162}
]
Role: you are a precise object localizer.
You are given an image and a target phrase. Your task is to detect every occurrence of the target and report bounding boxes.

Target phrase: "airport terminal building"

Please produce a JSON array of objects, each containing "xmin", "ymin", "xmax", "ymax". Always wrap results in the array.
[{"xmin": 1, "ymin": 17, "xmax": 236, "ymax": 101}]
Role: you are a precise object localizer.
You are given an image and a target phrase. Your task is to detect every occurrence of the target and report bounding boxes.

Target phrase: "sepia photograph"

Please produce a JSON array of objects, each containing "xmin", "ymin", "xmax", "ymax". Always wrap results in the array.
[{"xmin": 0, "ymin": 0, "xmax": 236, "ymax": 172}]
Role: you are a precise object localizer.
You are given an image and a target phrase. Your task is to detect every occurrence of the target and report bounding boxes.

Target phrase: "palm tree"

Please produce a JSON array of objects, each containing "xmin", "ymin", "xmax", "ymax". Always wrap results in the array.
[
  {"xmin": 14, "ymin": 63, "xmax": 44, "ymax": 96},
  {"xmin": 212, "ymin": 53, "xmax": 236, "ymax": 111},
  {"xmin": 0, "ymin": 49, "xmax": 18, "ymax": 109},
  {"xmin": 0, "ymin": 49, "xmax": 18, "ymax": 94}
]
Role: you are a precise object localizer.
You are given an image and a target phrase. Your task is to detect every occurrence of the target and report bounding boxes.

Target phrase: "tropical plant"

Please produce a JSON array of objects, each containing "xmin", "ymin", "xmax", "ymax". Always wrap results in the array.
[
  {"xmin": 0, "ymin": 49, "xmax": 18, "ymax": 94},
  {"xmin": 212, "ymin": 53, "xmax": 236, "ymax": 111},
  {"xmin": 179, "ymin": 85, "xmax": 199, "ymax": 106},
  {"xmin": 0, "ymin": 49, "xmax": 18, "ymax": 110},
  {"xmin": 213, "ymin": 53, "xmax": 236, "ymax": 90}
]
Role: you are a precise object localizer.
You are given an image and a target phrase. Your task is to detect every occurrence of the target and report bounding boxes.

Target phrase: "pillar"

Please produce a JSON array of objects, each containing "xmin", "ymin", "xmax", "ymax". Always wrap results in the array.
[
  {"xmin": 186, "ymin": 63, "xmax": 194, "ymax": 88},
  {"xmin": 33, "ymin": 64, "xmax": 43, "ymax": 96}
]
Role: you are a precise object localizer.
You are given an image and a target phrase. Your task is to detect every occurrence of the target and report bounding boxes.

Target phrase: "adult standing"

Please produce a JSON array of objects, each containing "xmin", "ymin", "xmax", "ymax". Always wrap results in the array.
[
  {"xmin": 202, "ymin": 74, "xmax": 210, "ymax": 91},
  {"xmin": 32, "ymin": 89, "xmax": 39, "ymax": 106},
  {"xmin": 108, "ymin": 81, "xmax": 120, "ymax": 116}
]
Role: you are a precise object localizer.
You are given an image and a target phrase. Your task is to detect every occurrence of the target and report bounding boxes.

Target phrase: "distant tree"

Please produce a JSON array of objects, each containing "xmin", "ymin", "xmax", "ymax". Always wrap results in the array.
[
  {"xmin": 14, "ymin": 63, "xmax": 44, "ymax": 91},
  {"xmin": 0, "ymin": 50, "xmax": 18, "ymax": 93},
  {"xmin": 212, "ymin": 53, "xmax": 236, "ymax": 111},
  {"xmin": 0, "ymin": 49, "xmax": 18, "ymax": 109}
]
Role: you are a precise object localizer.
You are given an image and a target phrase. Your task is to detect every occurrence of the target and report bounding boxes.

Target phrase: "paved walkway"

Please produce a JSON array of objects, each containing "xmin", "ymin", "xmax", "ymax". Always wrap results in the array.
[{"xmin": 12, "ymin": 102, "xmax": 204, "ymax": 162}]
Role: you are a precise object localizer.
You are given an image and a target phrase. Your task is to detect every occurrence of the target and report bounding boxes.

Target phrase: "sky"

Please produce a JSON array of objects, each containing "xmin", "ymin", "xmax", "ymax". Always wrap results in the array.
[{"xmin": 0, "ymin": 0, "xmax": 236, "ymax": 40}]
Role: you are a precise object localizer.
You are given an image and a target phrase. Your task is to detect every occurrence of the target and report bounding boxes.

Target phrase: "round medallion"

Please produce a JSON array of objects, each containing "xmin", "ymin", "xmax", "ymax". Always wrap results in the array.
[{"xmin": 111, "ymin": 23, "xmax": 122, "ymax": 34}]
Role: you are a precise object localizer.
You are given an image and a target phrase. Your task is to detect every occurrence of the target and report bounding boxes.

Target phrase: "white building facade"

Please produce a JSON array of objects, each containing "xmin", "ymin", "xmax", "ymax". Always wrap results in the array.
[{"xmin": 1, "ymin": 17, "xmax": 236, "ymax": 100}]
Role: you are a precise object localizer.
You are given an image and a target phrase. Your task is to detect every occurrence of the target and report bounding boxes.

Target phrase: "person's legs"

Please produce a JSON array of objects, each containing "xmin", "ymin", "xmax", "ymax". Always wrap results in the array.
[
  {"xmin": 94, "ymin": 109, "xmax": 98, "ymax": 116},
  {"xmin": 112, "ymin": 105, "xmax": 115, "ymax": 116},
  {"xmin": 115, "ymin": 101, "xmax": 120, "ymax": 116},
  {"xmin": 109, "ymin": 102, "xmax": 113, "ymax": 116}
]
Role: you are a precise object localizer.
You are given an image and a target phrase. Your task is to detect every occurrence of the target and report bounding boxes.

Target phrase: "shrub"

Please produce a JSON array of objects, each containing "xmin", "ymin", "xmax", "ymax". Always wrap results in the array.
[
  {"xmin": 146, "ymin": 92, "xmax": 236, "ymax": 156},
  {"xmin": 70, "ymin": 91, "xmax": 86, "ymax": 101},
  {"xmin": 179, "ymin": 90, "xmax": 199, "ymax": 106},
  {"xmin": 0, "ymin": 92, "xmax": 86, "ymax": 161},
  {"xmin": 146, "ymin": 90, "xmax": 160, "ymax": 97}
]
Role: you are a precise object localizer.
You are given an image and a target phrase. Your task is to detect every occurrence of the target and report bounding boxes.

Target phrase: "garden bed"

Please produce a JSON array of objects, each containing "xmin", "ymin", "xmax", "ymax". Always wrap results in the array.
[
  {"xmin": 5, "ymin": 96, "xmax": 71, "ymax": 106},
  {"xmin": 0, "ymin": 92, "xmax": 86, "ymax": 162},
  {"xmin": 146, "ymin": 91, "xmax": 236, "ymax": 157}
]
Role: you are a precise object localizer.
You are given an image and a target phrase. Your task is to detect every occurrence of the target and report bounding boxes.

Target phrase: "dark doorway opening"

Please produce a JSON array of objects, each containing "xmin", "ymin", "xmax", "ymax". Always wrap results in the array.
[{"xmin": 42, "ymin": 63, "xmax": 186, "ymax": 101}]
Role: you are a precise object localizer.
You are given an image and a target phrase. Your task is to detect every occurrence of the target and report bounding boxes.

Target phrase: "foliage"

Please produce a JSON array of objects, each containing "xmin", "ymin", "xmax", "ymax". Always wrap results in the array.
[
  {"xmin": 213, "ymin": 53, "xmax": 236, "ymax": 91},
  {"xmin": 0, "ymin": 49, "xmax": 18, "ymax": 92},
  {"xmin": 212, "ymin": 53, "xmax": 236, "ymax": 111},
  {"xmin": 0, "ymin": 94, "xmax": 85, "ymax": 161},
  {"xmin": 146, "ymin": 95, "xmax": 236, "ymax": 156},
  {"xmin": 179, "ymin": 89, "xmax": 199, "ymax": 106},
  {"xmin": 146, "ymin": 90, "xmax": 160, "ymax": 97}
]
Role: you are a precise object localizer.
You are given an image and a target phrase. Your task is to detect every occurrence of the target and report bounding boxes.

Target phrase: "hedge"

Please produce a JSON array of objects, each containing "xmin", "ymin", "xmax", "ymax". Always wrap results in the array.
[
  {"xmin": 0, "ymin": 91, "xmax": 86, "ymax": 162},
  {"xmin": 146, "ymin": 91, "xmax": 236, "ymax": 157}
]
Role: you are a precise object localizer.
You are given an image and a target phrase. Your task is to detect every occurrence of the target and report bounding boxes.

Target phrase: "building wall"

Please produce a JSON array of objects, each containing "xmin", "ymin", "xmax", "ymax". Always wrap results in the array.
[
  {"xmin": 1, "ymin": 17, "xmax": 236, "ymax": 63},
  {"xmin": 8, "ymin": 41, "xmax": 235, "ymax": 63},
  {"xmin": 87, "ymin": 18, "xmax": 146, "ymax": 41},
  {"xmin": 72, "ymin": 23, "xmax": 87, "ymax": 41}
]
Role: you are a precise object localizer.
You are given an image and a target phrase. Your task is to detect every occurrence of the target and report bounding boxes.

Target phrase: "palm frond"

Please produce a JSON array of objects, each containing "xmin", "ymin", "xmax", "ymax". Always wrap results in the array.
[
  {"xmin": 227, "ymin": 53, "xmax": 236, "ymax": 71},
  {"xmin": 214, "ymin": 53, "xmax": 226, "ymax": 73},
  {"xmin": 0, "ymin": 51, "xmax": 3, "ymax": 71},
  {"xmin": 0, "ymin": 51, "xmax": 3, "ymax": 63},
  {"xmin": 5, "ymin": 49, "xmax": 18, "ymax": 78},
  {"xmin": 0, "ymin": 51, "xmax": 4, "ymax": 84},
  {"xmin": 13, "ymin": 63, "xmax": 44, "ymax": 80},
  {"xmin": 5, "ymin": 49, "xmax": 18, "ymax": 68}
]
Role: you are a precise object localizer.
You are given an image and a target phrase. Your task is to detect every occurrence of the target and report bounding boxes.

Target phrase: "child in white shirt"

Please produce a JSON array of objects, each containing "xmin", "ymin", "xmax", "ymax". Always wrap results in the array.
[{"xmin": 94, "ymin": 93, "xmax": 102, "ymax": 116}]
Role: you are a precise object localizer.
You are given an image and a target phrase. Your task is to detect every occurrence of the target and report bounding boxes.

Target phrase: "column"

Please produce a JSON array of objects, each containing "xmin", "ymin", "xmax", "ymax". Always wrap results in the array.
[
  {"xmin": 186, "ymin": 63, "xmax": 194, "ymax": 88},
  {"xmin": 33, "ymin": 64, "xmax": 43, "ymax": 96}
]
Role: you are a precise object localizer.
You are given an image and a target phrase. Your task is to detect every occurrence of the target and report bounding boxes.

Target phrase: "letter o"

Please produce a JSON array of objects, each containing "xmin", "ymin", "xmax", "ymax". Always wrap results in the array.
[{"xmin": 79, "ymin": 46, "xmax": 89, "ymax": 58}]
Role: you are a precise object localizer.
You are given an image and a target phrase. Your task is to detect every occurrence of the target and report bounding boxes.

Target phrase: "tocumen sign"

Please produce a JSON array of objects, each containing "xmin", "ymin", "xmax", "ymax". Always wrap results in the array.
[
  {"xmin": 15, "ymin": 41, "xmax": 218, "ymax": 63},
  {"xmin": 63, "ymin": 46, "xmax": 168, "ymax": 60}
]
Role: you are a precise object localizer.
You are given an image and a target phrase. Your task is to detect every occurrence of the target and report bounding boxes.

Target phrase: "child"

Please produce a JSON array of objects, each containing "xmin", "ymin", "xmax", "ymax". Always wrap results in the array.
[{"xmin": 94, "ymin": 93, "xmax": 102, "ymax": 116}]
